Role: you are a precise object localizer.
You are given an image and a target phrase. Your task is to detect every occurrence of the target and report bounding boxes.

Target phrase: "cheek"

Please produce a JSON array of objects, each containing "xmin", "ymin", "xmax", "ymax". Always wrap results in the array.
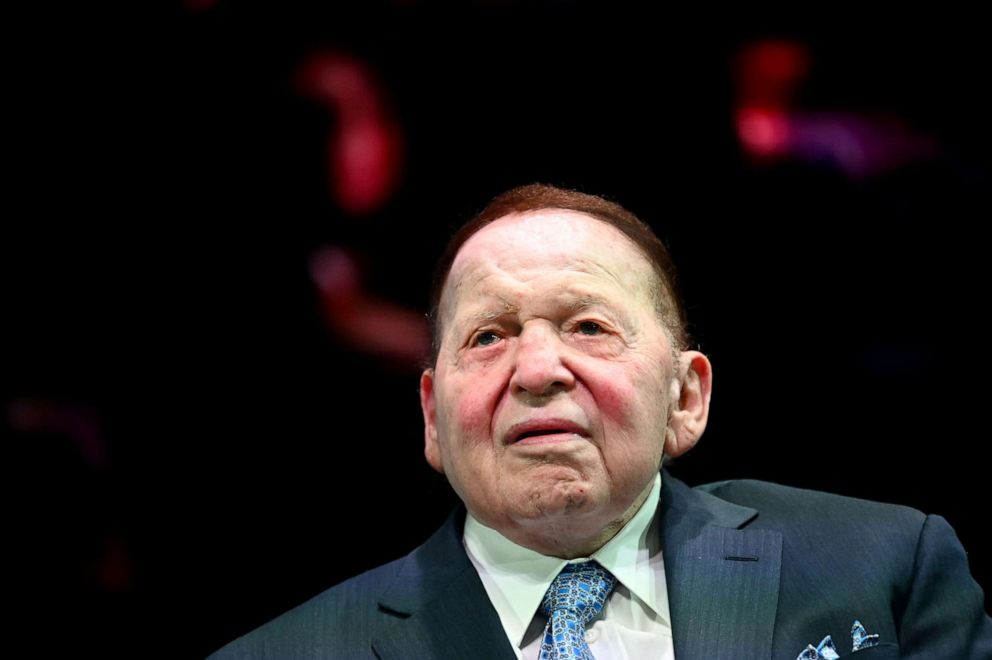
[
  {"xmin": 583, "ymin": 360, "xmax": 668, "ymax": 432},
  {"xmin": 450, "ymin": 377, "xmax": 503, "ymax": 445},
  {"xmin": 456, "ymin": 395, "xmax": 492, "ymax": 441},
  {"xmin": 587, "ymin": 364, "xmax": 645, "ymax": 422}
]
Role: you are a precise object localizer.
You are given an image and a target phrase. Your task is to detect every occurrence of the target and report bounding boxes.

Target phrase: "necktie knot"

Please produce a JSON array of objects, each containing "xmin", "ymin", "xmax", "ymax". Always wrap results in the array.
[{"xmin": 539, "ymin": 561, "xmax": 616, "ymax": 659}]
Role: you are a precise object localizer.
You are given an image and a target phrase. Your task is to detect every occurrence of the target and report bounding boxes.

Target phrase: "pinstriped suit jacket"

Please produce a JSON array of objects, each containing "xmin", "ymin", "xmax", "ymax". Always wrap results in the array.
[{"xmin": 209, "ymin": 469, "xmax": 992, "ymax": 659}]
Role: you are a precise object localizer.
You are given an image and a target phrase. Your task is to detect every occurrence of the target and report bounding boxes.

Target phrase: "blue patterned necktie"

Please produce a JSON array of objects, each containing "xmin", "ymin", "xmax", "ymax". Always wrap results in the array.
[{"xmin": 539, "ymin": 561, "xmax": 617, "ymax": 660}]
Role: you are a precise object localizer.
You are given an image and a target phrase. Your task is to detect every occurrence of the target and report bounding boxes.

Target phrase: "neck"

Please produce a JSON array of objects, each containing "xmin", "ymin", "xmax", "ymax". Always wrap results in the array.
[{"xmin": 504, "ymin": 479, "xmax": 656, "ymax": 559}]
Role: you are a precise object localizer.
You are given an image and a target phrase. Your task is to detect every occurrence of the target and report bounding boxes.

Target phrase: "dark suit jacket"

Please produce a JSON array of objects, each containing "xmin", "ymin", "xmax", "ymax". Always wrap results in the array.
[{"xmin": 209, "ymin": 470, "xmax": 992, "ymax": 658}]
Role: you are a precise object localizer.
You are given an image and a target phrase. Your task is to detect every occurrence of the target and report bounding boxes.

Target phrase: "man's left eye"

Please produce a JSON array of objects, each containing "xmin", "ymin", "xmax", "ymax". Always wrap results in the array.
[
  {"xmin": 576, "ymin": 321, "xmax": 603, "ymax": 336},
  {"xmin": 474, "ymin": 331, "xmax": 501, "ymax": 346}
]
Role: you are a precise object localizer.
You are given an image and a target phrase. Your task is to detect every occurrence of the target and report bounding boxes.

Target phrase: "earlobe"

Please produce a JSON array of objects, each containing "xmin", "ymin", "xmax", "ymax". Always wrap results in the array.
[
  {"xmin": 419, "ymin": 369, "xmax": 445, "ymax": 474},
  {"xmin": 665, "ymin": 351, "xmax": 713, "ymax": 458}
]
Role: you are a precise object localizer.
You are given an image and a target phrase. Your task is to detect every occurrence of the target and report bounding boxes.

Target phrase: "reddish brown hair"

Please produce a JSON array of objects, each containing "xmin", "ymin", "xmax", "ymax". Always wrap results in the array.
[{"xmin": 425, "ymin": 183, "xmax": 689, "ymax": 368}]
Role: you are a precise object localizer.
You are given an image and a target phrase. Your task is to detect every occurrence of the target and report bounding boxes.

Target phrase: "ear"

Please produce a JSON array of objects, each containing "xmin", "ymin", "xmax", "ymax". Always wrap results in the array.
[
  {"xmin": 665, "ymin": 350, "xmax": 713, "ymax": 458},
  {"xmin": 419, "ymin": 368, "xmax": 445, "ymax": 474}
]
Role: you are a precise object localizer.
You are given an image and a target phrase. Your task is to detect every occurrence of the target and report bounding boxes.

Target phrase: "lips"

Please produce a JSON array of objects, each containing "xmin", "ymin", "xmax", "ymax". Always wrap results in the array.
[{"xmin": 505, "ymin": 418, "xmax": 589, "ymax": 445}]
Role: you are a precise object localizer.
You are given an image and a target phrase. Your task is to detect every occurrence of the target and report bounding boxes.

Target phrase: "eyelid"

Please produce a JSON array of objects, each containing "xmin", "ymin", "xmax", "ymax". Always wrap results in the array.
[
  {"xmin": 572, "ymin": 318, "xmax": 609, "ymax": 332},
  {"xmin": 468, "ymin": 316, "xmax": 611, "ymax": 347},
  {"xmin": 469, "ymin": 328, "xmax": 503, "ymax": 347}
]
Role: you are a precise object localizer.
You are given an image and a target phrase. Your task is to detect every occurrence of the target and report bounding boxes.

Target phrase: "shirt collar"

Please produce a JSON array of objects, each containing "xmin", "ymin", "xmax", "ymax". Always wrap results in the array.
[{"xmin": 462, "ymin": 472, "xmax": 665, "ymax": 648}]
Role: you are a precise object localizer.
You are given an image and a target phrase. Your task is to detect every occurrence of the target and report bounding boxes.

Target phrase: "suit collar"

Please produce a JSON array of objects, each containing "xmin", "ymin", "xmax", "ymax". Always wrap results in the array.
[{"xmin": 659, "ymin": 466, "xmax": 759, "ymax": 530}]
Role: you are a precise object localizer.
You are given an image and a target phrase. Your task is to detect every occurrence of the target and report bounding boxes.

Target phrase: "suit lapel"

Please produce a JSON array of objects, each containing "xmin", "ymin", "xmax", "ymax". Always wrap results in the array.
[
  {"xmin": 372, "ymin": 508, "xmax": 516, "ymax": 660},
  {"xmin": 660, "ymin": 470, "xmax": 783, "ymax": 660}
]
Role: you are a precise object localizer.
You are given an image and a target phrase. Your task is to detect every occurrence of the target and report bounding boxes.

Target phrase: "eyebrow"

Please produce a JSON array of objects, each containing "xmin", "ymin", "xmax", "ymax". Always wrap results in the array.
[
  {"xmin": 464, "ymin": 293, "xmax": 614, "ymax": 323},
  {"xmin": 563, "ymin": 294, "xmax": 611, "ymax": 312},
  {"xmin": 467, "ymin": 295, "xmax": 519, "ymax": 322}
]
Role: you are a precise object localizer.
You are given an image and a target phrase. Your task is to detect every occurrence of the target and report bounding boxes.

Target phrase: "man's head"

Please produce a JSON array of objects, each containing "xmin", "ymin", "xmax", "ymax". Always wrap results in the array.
[
  {"xmin": 426, "ymin": 184, "xmax": 689, "ymax": 369},
  {"xmin": 419, "ymin": 184, "xmax": 712, "ymax": 558}
]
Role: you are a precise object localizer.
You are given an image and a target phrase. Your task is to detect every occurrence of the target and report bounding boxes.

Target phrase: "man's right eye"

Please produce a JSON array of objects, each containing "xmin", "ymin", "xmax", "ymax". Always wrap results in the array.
[{"xmin": 474, "ymin": 331, "xmax": 501, "ymax": 347}]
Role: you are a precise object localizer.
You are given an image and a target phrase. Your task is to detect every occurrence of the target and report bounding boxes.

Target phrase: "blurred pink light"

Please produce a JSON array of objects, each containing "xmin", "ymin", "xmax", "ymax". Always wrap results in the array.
[
  {"xmin": 734, "ymin": 39, "xmax": 809, "ymax": 162},
  {"xmin": 296, "ymin": 51, "xmax": 406, "ymax": 215},
  {"xmin": 732, "ymin": 39, "xmax": 941, "ymax": 177},
  {"xmin": 332, "ymin": 116, "xmax": 402, "ymax": 216},
  {"xmin": 736, "ymin": 107, "xmax": 790, "ymax": 157},
  {"xmin": 309, "ymin": 246, "xmax": 429, "ymax": 368}
]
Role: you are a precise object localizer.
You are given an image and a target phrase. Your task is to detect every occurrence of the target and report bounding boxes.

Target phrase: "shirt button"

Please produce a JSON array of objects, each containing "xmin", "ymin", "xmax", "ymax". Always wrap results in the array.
[{"xmin": 584, "ymin": 628, "xmax": 599, "ymax": 643}]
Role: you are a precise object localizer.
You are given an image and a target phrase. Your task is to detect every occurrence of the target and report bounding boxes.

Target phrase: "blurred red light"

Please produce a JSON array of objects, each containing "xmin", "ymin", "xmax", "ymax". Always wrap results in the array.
[
  {"xmin": 296, "ymin": 51, "xmax": 405, "ymax": 215},
  {"xmin": 736, "ymin": 107, "xmax": 790, "ymax": 157}
]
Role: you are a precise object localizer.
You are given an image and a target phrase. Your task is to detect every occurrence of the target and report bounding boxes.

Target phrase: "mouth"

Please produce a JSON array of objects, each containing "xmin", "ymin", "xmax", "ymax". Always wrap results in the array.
[{"xmin": 506, "ymin": 419, "xmax": 589, "ymax": 445}]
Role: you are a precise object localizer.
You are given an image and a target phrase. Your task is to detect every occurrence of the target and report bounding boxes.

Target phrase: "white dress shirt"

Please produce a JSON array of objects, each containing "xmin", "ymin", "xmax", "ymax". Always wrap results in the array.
[{"xmin": 463, "ymin": 473, "xmax": 675, "ymax": 660}]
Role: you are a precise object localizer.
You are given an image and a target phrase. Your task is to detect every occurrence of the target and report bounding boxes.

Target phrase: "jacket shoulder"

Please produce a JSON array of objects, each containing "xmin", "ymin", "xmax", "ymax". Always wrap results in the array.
[
  {"xmin": 208, "ymin": 507, "xmax": 470, "ymax": 659},
  {"xmin": 207, "ymin": 556, "xmax": 406, "ymax": 659},
  {"xmin": 695, "ymin": 477, "xmax": 927, "ymax": 540}
]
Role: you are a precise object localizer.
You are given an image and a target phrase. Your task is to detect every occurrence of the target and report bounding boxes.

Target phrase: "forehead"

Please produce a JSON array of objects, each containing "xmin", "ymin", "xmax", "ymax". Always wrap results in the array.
[{"xmin": 441, "ymin": 209, "xmax": 656, "ymax": 318}]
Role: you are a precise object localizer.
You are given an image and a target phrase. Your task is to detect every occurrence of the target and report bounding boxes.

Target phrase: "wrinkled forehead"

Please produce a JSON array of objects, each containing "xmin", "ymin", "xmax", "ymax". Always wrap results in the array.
[{"xmin": 439, "ymin": 210, "xmax": 658, "ymax": 322}]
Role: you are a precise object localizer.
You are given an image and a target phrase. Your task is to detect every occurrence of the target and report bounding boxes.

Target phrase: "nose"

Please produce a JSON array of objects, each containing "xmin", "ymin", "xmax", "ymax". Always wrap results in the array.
[{"xmin": 509, "ymin": 321, "xmax": 576, "ymax": 399}]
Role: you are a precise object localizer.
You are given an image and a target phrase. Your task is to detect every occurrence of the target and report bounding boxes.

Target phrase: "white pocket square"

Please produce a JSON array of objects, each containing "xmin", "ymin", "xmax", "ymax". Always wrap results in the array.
[{"xmin": 796, "ymin": 620, "xmax": 880, "ymax": 659}]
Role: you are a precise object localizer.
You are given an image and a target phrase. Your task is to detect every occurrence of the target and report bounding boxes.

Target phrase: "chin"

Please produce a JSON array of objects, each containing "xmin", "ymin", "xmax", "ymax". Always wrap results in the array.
[{"xmin": 516, "ymin": 477, "xmax": 605, "ymax": 520}]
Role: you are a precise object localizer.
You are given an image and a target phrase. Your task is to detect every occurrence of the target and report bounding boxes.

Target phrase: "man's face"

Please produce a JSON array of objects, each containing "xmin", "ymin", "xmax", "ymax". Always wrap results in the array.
[{"xmin": 420, "ymin": 209, "xmax": 690, "ymax": 548}]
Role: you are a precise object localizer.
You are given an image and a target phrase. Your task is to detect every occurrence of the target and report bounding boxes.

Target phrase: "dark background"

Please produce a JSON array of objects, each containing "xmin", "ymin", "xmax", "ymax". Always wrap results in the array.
[{"xmin": 8, "ymin": 3, "xmax": 990, "ymax": 657}]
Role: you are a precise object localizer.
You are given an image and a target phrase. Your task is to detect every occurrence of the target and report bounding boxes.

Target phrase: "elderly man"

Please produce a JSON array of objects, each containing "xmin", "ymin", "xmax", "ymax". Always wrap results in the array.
[{"xmin": 211, "ymin": 184, "xmax": 991, "ymax": 659}]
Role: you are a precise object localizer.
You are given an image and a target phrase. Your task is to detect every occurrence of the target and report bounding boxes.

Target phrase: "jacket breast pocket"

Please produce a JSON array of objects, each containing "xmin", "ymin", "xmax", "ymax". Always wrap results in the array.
[{"xmin": 841, "ymin": 642, "xmax": 900, "ymax": 659}]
